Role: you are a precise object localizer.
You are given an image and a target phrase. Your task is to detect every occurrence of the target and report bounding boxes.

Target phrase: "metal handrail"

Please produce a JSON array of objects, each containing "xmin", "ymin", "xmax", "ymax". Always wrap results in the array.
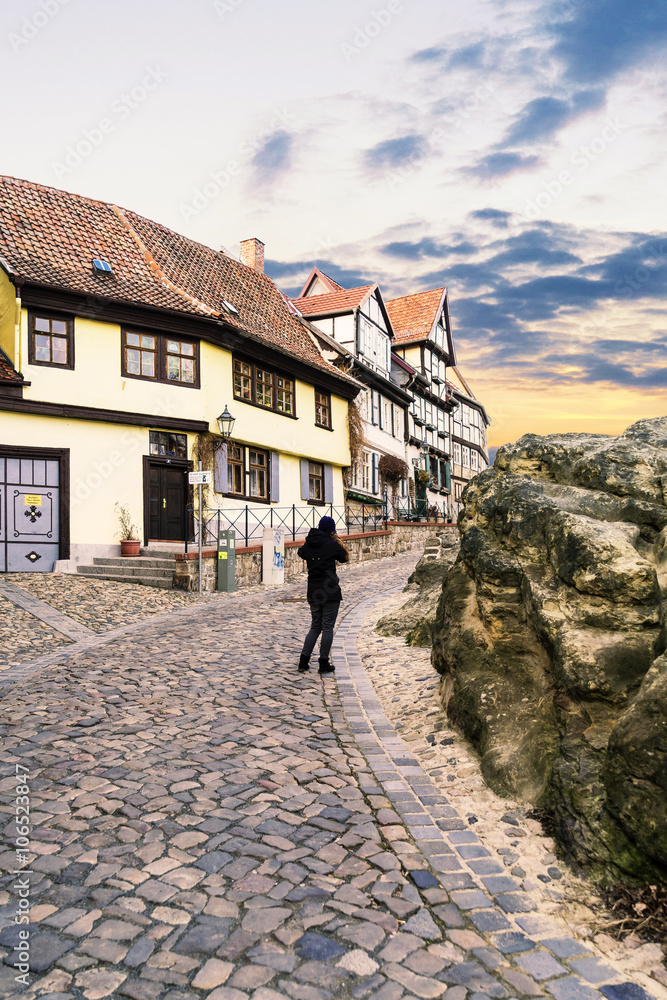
[{"xmin": 184, "ymin": 501, "xmax": 389, "ymax": 550}]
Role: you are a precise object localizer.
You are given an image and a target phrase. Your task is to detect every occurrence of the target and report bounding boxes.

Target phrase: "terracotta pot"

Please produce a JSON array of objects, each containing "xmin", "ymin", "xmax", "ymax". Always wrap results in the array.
[{"xmin": 120, "ymin": 539, "xmax": 141, "ymax": 557}]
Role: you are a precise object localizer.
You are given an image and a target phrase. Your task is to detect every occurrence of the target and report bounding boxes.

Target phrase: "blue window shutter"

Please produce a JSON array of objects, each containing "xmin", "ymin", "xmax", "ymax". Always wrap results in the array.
[
  {"xmin": 372, "ymin": 453, "xmax": 379, "ymax": 494},
  {"xmin": 214, "ymin": 443, "xmax": 228, "ymax": 493},
  {"xmin": 270, "ymin": 452, "xmax": 280, "ymax": 502},
  {"xmin": 323, "ymin": 464, "xmax": 334, "ymax": 503},
  {"xmin": 300, "ymin": 459, "xmax": 310, "ymax": 500}
]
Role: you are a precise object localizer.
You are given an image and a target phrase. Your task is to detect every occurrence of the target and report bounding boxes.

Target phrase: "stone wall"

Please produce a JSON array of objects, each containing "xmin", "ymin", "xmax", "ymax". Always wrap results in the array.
[{"xmin": 174, "ymin": 522, "xmax": 457, "ymax": 592}]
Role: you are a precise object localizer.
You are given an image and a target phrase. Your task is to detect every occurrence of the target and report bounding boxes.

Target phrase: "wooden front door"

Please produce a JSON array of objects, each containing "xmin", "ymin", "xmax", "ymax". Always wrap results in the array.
[{"xmin": 146, "ymin": 460, "xmax": 188, "ymax": 541}]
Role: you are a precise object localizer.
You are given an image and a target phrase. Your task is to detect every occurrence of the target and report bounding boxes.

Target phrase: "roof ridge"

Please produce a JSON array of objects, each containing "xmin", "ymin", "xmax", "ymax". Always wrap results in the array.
[{"xmin": 111, "ymin": 205, "xmax": 219, "ymax": 318}]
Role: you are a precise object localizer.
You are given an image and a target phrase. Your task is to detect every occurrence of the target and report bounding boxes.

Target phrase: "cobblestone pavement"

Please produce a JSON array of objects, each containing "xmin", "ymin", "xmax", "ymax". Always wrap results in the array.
[{"xmin": 0, "ymin": 556, "xmax": 664, "ymax": 1000}]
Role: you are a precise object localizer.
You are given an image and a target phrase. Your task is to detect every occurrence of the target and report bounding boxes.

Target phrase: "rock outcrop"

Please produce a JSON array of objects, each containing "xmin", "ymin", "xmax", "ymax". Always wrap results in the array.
[
  {"xmin": 431, "ymin": 417, "xmax": 667, "ymax": 884},
  {"xmin": 377, "ymin": 531, "xmax": 459, "ymax": 645}
]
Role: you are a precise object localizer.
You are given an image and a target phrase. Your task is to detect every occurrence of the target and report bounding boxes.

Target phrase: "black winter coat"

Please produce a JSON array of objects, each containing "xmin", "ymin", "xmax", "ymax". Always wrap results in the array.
[{"xmin": 297, "ymin": 528, "xmax": 348, "ymax": 604}]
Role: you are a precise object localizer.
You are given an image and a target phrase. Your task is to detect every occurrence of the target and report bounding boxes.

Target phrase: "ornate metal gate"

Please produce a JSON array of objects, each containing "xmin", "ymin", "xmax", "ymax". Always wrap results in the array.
[{"xmin": 0, "ymin": 454, "xmax": 60, "ymax": 572}]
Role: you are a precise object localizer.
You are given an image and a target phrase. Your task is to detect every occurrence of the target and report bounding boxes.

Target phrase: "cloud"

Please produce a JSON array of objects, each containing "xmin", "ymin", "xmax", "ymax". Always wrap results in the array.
[
  {"xmin": 501, "ymin": 90, "xmax": 605, "ymax": 146},
  {"xmin": 470, "ymin": 209, "xmax": 512, "ymax": 228},
  {"xmin": 251, "ymin": 131, "xmax": 294, "ymax": 184},
  {"xmin": 364, "ymin": 134, "xmax": 426, "ymax": 170},
  {"xmin": 548, "ymin": 0, "xmax": 667, "ymax": 84},
  {"xmin": 411, "ymin": 45, "xmax": 446, "ymax": 63},
  {"xmin": 448, "ymin": 42, "xmax": 487, "ymax": 70},
  {"xmin": 466, "ymin": 151, "xmax": 542, "ymax": 178}
]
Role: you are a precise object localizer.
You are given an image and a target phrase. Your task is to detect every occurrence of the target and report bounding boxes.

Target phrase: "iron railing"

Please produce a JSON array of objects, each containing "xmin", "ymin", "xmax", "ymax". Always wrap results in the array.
[
  {"xmin": 185, "ymin": 502, "xmax": 389, "ymax": 550},
  {"xmin": 390, "ymin": 498, "xmax": 452, "ymax": 523}
]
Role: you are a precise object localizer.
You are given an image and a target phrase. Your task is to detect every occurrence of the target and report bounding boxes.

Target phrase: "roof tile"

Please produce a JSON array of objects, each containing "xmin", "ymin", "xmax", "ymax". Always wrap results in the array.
[
  {"xmin": 386, "ymin": 287, "xmax": 445, "ymax": 343},
  {"xmin": 0, "ymin": 175, "xmax": 354, "ymax": 383},
  {"xmin": 292, "ymin": 285, "xmax": 375, "ymax": 317}
]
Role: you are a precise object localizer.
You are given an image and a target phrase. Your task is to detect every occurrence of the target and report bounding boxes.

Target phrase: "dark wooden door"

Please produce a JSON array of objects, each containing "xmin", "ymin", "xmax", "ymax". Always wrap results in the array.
[{"xmin": 148, "ymin": 463, "xmax": 187, "ymax": 540}]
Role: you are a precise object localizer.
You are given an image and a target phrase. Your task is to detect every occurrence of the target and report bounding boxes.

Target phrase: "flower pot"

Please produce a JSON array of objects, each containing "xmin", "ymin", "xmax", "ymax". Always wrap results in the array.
[{"xmin": 120, "ymin": 539, "xmax": 141, "ymax": 557}]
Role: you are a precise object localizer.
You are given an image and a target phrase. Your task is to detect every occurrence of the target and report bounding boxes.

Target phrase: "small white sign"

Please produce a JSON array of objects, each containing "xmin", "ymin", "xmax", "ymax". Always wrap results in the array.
[{"xmin": 188, "ymin": 471, "xmax": 212, "ymax": 485}]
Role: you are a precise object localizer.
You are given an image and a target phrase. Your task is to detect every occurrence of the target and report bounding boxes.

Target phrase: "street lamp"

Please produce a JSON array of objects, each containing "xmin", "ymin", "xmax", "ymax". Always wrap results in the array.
[{"xmin": 216, "ymin": 405, "xmax": 236, "ymax": 440}]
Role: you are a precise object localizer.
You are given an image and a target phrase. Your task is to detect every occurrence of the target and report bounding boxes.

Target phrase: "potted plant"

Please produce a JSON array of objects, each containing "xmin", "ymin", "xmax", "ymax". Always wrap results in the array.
[{"xmin": 115, "ymin": 502, "xmax": 141, "ymax": 556}]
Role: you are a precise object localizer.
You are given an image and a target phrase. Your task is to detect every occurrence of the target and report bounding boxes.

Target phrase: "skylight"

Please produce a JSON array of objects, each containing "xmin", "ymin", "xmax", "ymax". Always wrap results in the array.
[
  {"xmin": 222, "ymin": 300, "xmax": 239, "ymax": 315},
  {"xmin": 92, "ymin": 258, "xmax": 112, "ymax": 274}
]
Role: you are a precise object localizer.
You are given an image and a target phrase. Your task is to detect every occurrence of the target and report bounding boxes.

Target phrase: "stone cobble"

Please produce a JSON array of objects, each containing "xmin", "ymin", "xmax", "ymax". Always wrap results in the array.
[
  {"xmin": 0, "ymin": 594, "xmax": 72, "ymax": 666},
  {"xmin": 0, "ymin": 555, "xmax": 663, "ymax": 1000}
]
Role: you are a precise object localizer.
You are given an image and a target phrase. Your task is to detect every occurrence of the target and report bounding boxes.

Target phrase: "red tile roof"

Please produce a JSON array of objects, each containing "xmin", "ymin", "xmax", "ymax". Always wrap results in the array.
[
  {"xmin": 0, "ymin": 347, "xmax": 23, "ymax": 383},
  {"xmin": 291, "ymin": 285, "xmax": 375, "ymax": 318},
  {"xmin": 386, "ymin": 287, "xmax": 445, "ymax": 343},
  {"xmin": 0, "ymin": 176, "xmax": 355, "ymax": 384}
]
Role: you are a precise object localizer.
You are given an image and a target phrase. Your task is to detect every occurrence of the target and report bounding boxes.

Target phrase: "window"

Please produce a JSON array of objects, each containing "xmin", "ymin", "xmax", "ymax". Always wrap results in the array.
[
  {"xmin": 122, "ymin": 330, "xmax": 198, "ymax": 386},
  {"xmin": 462, "ymin": 447, "xmax": 470, "ymax": 468},
  {"xmin": 309, "ymin": 462, "xmax": 324, "ymax": 501},
  {"xmin": 455, "ymin": 482, "xmax": 463, "ymax": 501},
  {"xmin": 29, "ymin": 314, "xmax": 73, "ymax": 369},
  {"xmin": 166, "ymin": 339, "xmax": 196, "ymax": 383},
  {"xmin": 453, "ymin": 442, "xmax": 462, "ymax": 465},
  {"xmin": 233, "ymin": 357, "xmax": 295, "ymax": 416},
  {"xmin": 226, "ymin": 444, "xmax": 270, "ymax": 500},
  {"xmin": 362, "ymin": 450, "xmax": 371, "ymax": 492},
  {"xmin": 149, "ymin": 431, "xmax": 187, "ymax": 458},
  {"xmin": 315, "ymin": 391, "xmax": 331, "ymax": 428},
  {"xmin": 249, "ymin": 449, "xmax": 268, "ymax": 499},
  {"xmin": 125, "ymin": 332, "xmax": 157, "ymax": 378},
  {"xmin": 228, "ymin": 443, "xmax": 244, "ymax": 495},
  {"xmin": 383, "ymin": 400, "xmax": 390, "ymax": 431}
]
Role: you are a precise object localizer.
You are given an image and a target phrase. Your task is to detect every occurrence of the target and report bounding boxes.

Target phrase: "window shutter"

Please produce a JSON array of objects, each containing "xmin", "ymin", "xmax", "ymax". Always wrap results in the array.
[
  {"xmin": 300, "ymin": 458, "xmax": 310, "ymax": 501},
  {"xmin": 445, "ymin": 461, "xmax": 451, "ymax": 492},
  {"xmin": 372, "ymin": 453, "xmax": 379, "ymax": 494},
  {"xmin": 214, "ymin": 443, "xmax": 228, "ymax": 493},
  {"xmin": 371, "ymin": 390, "xmax": 379, "ymax": 426},
  {"xmin": 378, "ymin": 394, "xmax": 383, "ymax": 429},
  {"xmin": 323, "ymin": 464, "xmax": 334, "ymax": 503},
  {"xmin": 270, "ymin": 451, "xmax": 280, "ymax": 502}
]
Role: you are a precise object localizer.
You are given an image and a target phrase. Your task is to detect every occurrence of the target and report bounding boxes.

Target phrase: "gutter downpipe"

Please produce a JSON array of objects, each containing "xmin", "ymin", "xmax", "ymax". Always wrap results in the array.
[{"xmin": 14, "ymin": 284, "xmax": 22, "ymax": 373}]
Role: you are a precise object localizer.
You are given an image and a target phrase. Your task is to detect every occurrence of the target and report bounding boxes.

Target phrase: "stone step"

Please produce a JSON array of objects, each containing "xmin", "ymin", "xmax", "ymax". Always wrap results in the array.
[
  {"xmin": 74, "ymin": 570, "xmax": 173, "ymax": 589},
  {"xmin": 92, "ymin": 556, "xmax": 178, "ymax": 569},
  {"xmin": 76, "ymin": 564, "xmax": 174, "ymax": 580}
]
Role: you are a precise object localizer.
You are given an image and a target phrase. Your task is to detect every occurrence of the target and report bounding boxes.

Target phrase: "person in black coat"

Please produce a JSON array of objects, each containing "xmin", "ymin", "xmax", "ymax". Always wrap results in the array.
[{"xmin": 297, "ymin": 516, "xmax": 349, "ymax": 674}]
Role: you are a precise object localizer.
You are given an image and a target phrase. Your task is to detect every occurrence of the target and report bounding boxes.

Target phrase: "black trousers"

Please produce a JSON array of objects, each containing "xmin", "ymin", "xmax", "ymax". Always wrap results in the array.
[{"xmin": 301, "ymin": 600, "xmax": 340, "ymax": 659}]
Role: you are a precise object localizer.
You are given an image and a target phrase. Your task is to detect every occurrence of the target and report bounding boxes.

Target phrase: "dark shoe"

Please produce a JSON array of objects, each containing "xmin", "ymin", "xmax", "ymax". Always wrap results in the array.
[
  {"xmin": 318, "ymin": 657, "xmax": 335, "ymax": 675},
  {"xmin": 298, "ymin": 654, "xmax": 310, "ymax": 672}
]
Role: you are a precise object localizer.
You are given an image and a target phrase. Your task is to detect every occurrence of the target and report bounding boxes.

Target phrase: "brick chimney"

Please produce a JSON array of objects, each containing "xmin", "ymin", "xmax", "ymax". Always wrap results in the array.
[{"xmin": 239, "ymin": 238, "xmax": 265, "ymax": 273}]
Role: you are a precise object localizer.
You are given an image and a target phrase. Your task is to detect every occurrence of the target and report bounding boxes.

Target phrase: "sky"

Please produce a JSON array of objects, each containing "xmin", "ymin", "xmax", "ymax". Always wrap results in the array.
[{"xmin": 1, "ymin": 0, "xmax": 665, "ymax": 447}]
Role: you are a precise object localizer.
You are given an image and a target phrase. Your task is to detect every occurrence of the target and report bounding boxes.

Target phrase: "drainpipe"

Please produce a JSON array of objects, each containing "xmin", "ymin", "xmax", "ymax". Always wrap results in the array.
[{"xmin": 14, "ymin": 285, "xmax": 22, "ymax": 372}]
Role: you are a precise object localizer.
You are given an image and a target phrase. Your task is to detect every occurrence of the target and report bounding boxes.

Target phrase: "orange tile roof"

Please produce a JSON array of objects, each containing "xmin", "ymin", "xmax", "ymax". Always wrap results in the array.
[
  {"xmin": 0, "ymin": 176, "xmax": 355, "ymax": 383},
  {"xmin": 292, "ymin": 285, "xmax": 375, "ymax": 318},
  {"xmin": 0, "ymin": 347, "xmax": 23, "ymax": 383},
  {"xmin": 386, "ymin": 287, "xmax": 445, "ymax": 343}
]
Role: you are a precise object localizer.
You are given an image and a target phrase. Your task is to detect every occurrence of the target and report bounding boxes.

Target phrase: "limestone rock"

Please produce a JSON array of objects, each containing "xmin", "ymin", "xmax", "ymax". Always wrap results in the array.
[
  {"xmin": 431, "ymin": 417, "xmax": 667, "ymax": 883},
  {"xmin": 377, "ymin": 531, "xmax": 460, "ymax": 646}
]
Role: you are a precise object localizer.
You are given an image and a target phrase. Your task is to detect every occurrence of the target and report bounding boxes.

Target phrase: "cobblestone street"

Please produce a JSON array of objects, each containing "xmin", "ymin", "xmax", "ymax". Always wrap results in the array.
[{"xmin": 0, "ymin": 555, "xmax": 664, "ymax": 1000}]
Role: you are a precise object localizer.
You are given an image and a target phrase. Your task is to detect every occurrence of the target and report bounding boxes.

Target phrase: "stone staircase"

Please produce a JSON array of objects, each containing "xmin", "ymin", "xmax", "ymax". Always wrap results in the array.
[{"xmin": 75, "ymin": 549, "xmax": 180, "ymax": 589}]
